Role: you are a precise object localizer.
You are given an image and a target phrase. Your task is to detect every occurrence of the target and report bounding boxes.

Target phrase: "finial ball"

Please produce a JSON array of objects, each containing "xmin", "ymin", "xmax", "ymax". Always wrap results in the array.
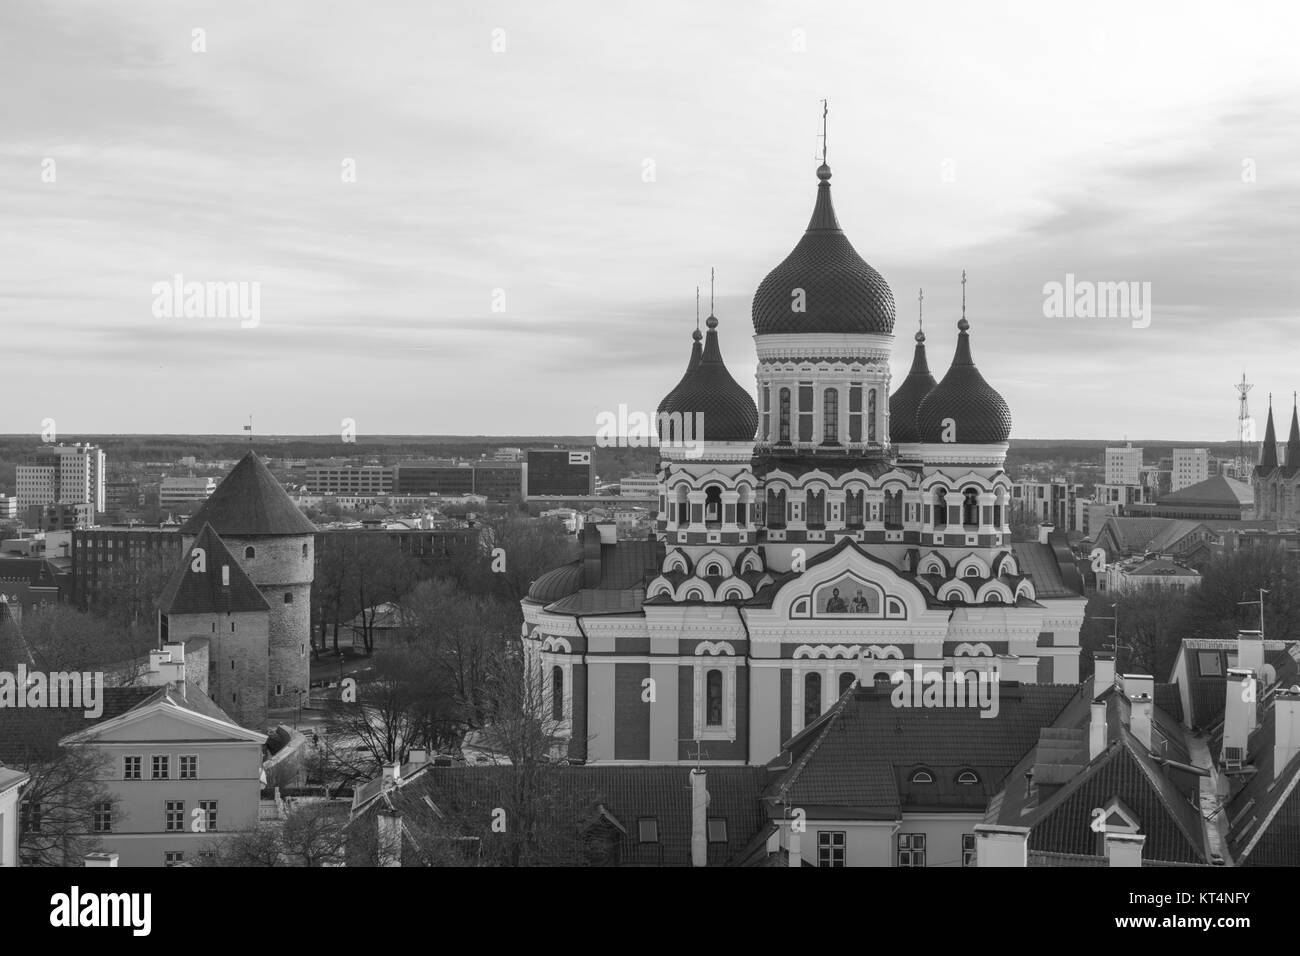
[
  {"xmin": 706, "ymin": 314, "xmax": 718, "ymax": 329},
  {"xmin": 816, "ymin": 163, "xmax": 832, "ymax": 181},
  {"xmin": 957, "ymin": 317, "xmax": 970, "ymax": 332}
]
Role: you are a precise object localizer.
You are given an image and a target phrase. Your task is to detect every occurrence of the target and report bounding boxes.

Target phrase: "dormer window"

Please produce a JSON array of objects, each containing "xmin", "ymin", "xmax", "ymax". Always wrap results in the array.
[
  {"xmin": 956, "ymin": 770, "xmax": 980, "ymax": 785},
  {"xmin": 910, "ymin": 768, "xmax": 934, "ymax": 785}
]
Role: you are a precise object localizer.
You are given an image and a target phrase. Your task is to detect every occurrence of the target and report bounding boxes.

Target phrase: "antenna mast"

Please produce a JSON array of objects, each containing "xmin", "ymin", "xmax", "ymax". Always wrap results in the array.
[{"xmin": 1235, "ymin": 372, "xmax": 1254, "ymax": 479}]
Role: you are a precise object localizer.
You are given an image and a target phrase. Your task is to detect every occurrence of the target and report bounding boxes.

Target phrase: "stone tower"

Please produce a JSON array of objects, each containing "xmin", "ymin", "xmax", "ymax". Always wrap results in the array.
[{"xmin": 178, "ymin": 452, "xmax": 317, "ymax": 722}]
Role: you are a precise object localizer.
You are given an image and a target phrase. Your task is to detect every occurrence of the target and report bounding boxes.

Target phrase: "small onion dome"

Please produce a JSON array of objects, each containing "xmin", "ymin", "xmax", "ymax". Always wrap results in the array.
[
  {"xmin": 752, "ymin": 163, "xmax": 895, "ymax": 336},
  {"xmin": 657, "ymin": 327, "xmax": 703, "ymax": 420},
  {"xmin": 889, "ymin": 326, "xmax": 937, "ymax": 444},
  {"xmin": 527, "ymin": 560, "xmax": 583, "ymax": 603},
  {"xmin": 669, "ymin": 314, "xmax": 758, "ymax": 442},
  {"xmin": 915, "ymin": 318, "xmax": 1011, "ymax": 443}
]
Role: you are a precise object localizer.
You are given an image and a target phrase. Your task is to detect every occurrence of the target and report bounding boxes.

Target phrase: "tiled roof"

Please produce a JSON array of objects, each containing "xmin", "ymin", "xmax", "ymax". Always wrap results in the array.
[
  {"xmin": 888, "ymin": 333, "xmax": 936, "ymax": 445},
  {"xmin": 180, "ymin": 451, "xmax": 317, "ymax": 537},
  {"xmin": 1010, "ymin": 539, "xmax": 1083, "ymax": 599},
  {"xmin": 157, "ymin": 523, "xmax": 269, "ymax": 615},
  {"xmin": 598, "ymin": 539, "xmax": 660, "ymax": 589},
  {"xmin": 1225, "ymin": 705, "xmax": 1300, "ymax": 864},
  {"xmin": 914, "ymin": 321, "xmax": 1012, "ymax": 444},
  {"xmin": 656, "ymin": 329, "xmax": 703, "ymax": 420},
  {"xmin": 348, "ymin": 764, "xmax": 770, "ymax": 867},
  {"xmin": 751, "ymin": 164, "xmax": 896, "ymax": 337},
  {"xmin": 766, "ymin": 682, "xmax": 1077, "ymax": 816},
  {"xmin": 1159, "ymin": 475, "xmax": 1253, "ymax": 508},
  {"xmin": 0, "ymin": 557, "xmax": 63, "ymax": 587}
]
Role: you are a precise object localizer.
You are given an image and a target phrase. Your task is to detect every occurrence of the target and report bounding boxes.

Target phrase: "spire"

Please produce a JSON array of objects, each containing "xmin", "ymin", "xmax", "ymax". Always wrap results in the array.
[
  {"xmin": 808, "ymin": 102, "xmax": 840, "ymax": 232},
  {"xmin": 1288, "ymin": 392, "xmax": 1300, "ymax": 466},
  {"xmin": 1260, "ymin": 395, "xmax": 1278, "ymax": 471},
  {"xmin": 959, "ymin": 269, "xmax": 968, "ymax": 331},
  {"xmin": 917, "ymin": 288, "xmax": 925, "ymax": 342}
]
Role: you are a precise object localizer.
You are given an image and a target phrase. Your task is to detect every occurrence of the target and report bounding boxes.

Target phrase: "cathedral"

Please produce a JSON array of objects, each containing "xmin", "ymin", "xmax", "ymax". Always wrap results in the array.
[
  {"xmin": 521, "ymin": 158, "xmax": 1086, "ymax": 766},
  {"xmin": 1253, "ymin": 396, "xmax": 1300, "ymax": 521}
]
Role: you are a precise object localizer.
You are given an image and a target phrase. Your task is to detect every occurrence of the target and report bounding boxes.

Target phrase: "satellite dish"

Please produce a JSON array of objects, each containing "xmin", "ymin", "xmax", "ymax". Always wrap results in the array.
[{"xmin": 1261, "ymin": 663, "xmax": 1277, "ymax": 687}]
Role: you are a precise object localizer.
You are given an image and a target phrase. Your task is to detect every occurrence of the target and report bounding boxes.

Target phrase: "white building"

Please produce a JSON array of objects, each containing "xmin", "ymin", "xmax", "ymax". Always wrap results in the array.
[
  {"xmin": 15, "ymin": 465, "xmax": 57, "ymax": 509},
  {"xmin": 160, "ymin": 477, "xmax": 218, "ymax": 512},
  {"xmin": 1104, "ymin": 445, "xmax": 1142, "ymax": 485},
  {"xmin": 16, "ymin": 444, "xmax": 106, "ymax": 514},
  {"xmin": 1172, "ymin": 448, "xmax": 1209, "ymax": 492},
  {"xmin": 619, "ymin": 473, "xmax": 660, "ymax": 497}
]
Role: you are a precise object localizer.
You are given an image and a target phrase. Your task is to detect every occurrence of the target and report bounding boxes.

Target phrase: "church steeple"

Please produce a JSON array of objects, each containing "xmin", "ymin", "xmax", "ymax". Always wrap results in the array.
[
  {"xmin": 1287, "ymin": 393, "xmax": 1300, "ymax": 469},
  {"xmin": 1259, "ymin": 396, "xmax": 1278, "ymax": 472}
]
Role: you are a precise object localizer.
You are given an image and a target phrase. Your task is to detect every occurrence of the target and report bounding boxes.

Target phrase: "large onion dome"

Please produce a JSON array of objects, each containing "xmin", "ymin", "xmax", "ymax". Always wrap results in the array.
[
  {"xmin": 752, "ymin": 163, "xmax": 895, "ymax": 336},
  {"xmin": 656, "ymin": 327, "xmax": 703, "ymax": 420},
  {"xmin": 915, "ymin": 317, "xmax": 1012, "ymax": 444}
]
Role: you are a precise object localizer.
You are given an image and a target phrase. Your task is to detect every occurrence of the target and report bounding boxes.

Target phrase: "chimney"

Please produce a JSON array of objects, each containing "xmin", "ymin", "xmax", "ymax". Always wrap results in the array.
[
  {"xmin": 148, "ymin": 648, "xmax": 170, "ymax": 674},
  {"xmin": 1090, "ymin": 700, "xmax": 1108, "ymax": 761},
  {"xmin": 1273, "ymin": 686, "xmax": 1300, "ymax": 780},
  {"xmin": 407, "ymin": 748, "xmax": 428, "ymax": 766},
  {"xmin": 1224, "ymin": 668, "xmax": 1257, "ymax": 757},
  {"xmin": 787, "ymin": 824, "xmax": 801, "ymax": 867},
  {"xmin": 382, "ymin": 761, "xmax": 401, "ymax": 783},
  {"xmin": 582, "ymin": 525, "xmax": 601, "ymax": 586},
  {"xmin": 1093, "ymin": 654, "xmax": 1116, "ymax": 700},
  {"xmin": 597, "ymin": 522, "xmax": 618, "ymax": 545},
  {"xmin": 1122, "ymin": 674, "xmax": 1154, "ymax": 751},
  {"xmin": 1104, "ymin": 832, "xmax": 1145, "ymax": 867},
  {"xmin": 689, "ymin": 768, "xmax": 709, "ymax": 867},
  {"xmin": 84, "ymin": 851, "xmax": 119, "ymax": 867},
  {"xmin": 1038, "ymin": 523, "xmax": 1055, "ymax": 545},
  {"xmin": 377, "ymin": 808, "xmax": 402, "ymax": 867},
  {"xmin": 1237, "ymin": 629, "xmax": 1264, "ymax": 674},
  {"xmin": 974, "ymin": 825, "xmax": 1030, "ymax": 867}
]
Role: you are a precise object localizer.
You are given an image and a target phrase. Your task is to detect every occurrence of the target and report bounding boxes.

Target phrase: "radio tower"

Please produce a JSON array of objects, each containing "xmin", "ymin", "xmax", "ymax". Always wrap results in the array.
[{"xmin": 1235, "ymin": 372, "xmax": 1253, "ymax": 479}]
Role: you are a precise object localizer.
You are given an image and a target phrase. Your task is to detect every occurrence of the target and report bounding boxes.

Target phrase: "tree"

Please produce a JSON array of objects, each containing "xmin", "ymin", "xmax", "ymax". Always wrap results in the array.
[
  {"xmin": 1184, "ymin": 548, "xmax": 1300, "ymax": 643},
  {"xmin": 449, "ymin": 513, "xmax": 576, "ymax": 602},
  {"xmin": 93, "ymin": 549, "xmax": 180, "ymax": 629},
  {"xmin": 0, "ymin": 604, "xmax": 153, "ymax": 677},
  {"xmin": 345, "ymin": 535, "xmax": 420, "ymax": 655},
  {"xmin": 282, "ymin": 802, "xmax": 349, "ymax": 866}
]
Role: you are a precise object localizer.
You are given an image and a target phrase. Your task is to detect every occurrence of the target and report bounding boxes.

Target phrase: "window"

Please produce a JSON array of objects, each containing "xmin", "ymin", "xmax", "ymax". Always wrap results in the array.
[
  {"xmin": 284, "ymin": 592, "xmax": 293, "ymax": 604},
  {"xmin": 839, "ymin": 672, "xmax": 855, "ymax": 695},
  {"xmin": 164, "ymin": 851, "xmax": 185, "ymax": 867},
  {"xmin": 706, "ymin": 669, "xmax": 723, "ymax": 727},
  {"xmin": 1197, "ymin": 652, "xmax": 1223, "ymax": 677},
  {"xmin": 551, "ymin": 666, "xmax": 564, "ymax": 721},
  {"xmin": 707, "ymin": 818, "xmax": 728, "ymax": 844},
  {"xmin": 638, "ymin": 818, "xmax": 659, "ymax": 843},
  {"xmin": 92, "ymin": 802, "xmax": 113, "ymax": 833},
  {"xmin": 823, "ymin": 388, "xmax": 839, "ymax": 442},
  {"xmin": 846, "ymin": 489, "xmax": 863, "ymax": 527},
  {"xmin": 704, "ymin": 486, "xmax": 722, "ymax": 526},
  {"xmin": 962, "ymin": 833, "xmax": 977, "ymax": 867},
  {"xmin": 761, "ymin": 385, "xmax": 771, "ymax": 441},
  {"xmin": 152, "ymin": 755, "xmax": 170, "ymax": 780},
  {"xmin": 302, "ymin": 543, "xmax": 309, "ymax": 558},
  {"xmin": 165, "ymin": 801, "xmax": 185, "ymax": 832},
  {"xmin": 956, "ymin": 769, "xmax": 980, "ymax": 785},
  {"xmin": 806, "ymin": 489, "xmax": 825, "ymax": 529},
  {"xmin": 124, "ymin": 755, "xmax": 142, "ymax": 780},
  {"xmin": 962, "ymin": 488, "xmax": 979, "ymax": 526},
  {"xmin": 767, "ymin": 489, "xmax": 786, "ymax": 529},
  {"xmin": 804, "ymin": 672, "xmax": 822, "ymax": 725},
  {"xmin": 867, "ymin": 389, "xmax": 877, "ymax": 443},
  {"xmin": 179, "ymin": 755, "xmax": 197, "ymax": 780},
  {"xmin": 778, "ymin": 388, "xmax": 791, "ymax": 442},
  {"xmin": 244, "ymin": 546, "xmax": 255, "ymax": 559},
  {"xmin": 817, "ymin": 830, "xmax": 846, "ymax": 867},
  {"xmin": 848, "ymin": 385, "xmax": 863, "ymax": 442},
  {"xmin": 798, "ymin": 384, "xmax": 814, "ymax": 442},
  {"xmin": 898, "ymin": 833, "xmax": 926, "ymax": 867},
  {"xmin": 910, "ymin": 768, "xmax": 934, "ymax": 784},
  {"xmin": 199, "ymin": 800, "xmax": 218, "ymax": 832}
]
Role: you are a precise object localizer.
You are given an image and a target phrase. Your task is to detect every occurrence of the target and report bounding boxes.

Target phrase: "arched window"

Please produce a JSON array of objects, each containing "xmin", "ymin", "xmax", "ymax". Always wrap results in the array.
[
  {"xmin": 804, "ymin": 673, "xmax": 822, "ymax": 725},
  {"xmin": 867, "ymin": 389, "xmax": 877, "ymax": 443},
  {"xmin": 931, "ymin": 486, "xmax": 949, "ymax": 528},
  {"xmin": 301, "ymin": 543, "xmax": 308, "ymax": 558},
  {"xmin": 767, "ymin": 488, "xmax": 786, "ymax": 529},
  {"xmin": 839, "ymin": 672, "xmax": 855, "ymax": 695},
  {"xmin": 761, "ymin": 385, "xmax": 771, "ymax": 442},
  {"xmin": 244, "ymin": 546, "xmax": 255, "ymax": 559},
  {"xmin": 778, "ymin": 388, "xmax": 792, "ymax": 443},
  {"xmin": 910, "ymin": 768, "xmax": 934, "ymax": 784},
  {"xmin": 985, "ymin": 593, "xmax": 1003, "ymax": 604},
  {"xmin": 704, "ymin": 562, "xmax": 723, "ymax": 577},
  {"xmin": 686, "ymin": 589, "xmax": 704, "ymax": 601},
  {"xmin": 823, "ymin": 388, "xmax": 840, "ymax": 443},
  {"xmin": 964, "ymin": 566, "xmax": 980, "ymax": 577},
  {"xmin": 704, "ymin": 485, "xmax": 722, "ymax": 526},
  {"xmin": 846, "ymin": 489, "xmax": 864, "ymax": 528},
  {"xmin": 551, "ymin": 666, "xmax": 564, "ymax": 722},
  {"xmin": 706, "ymin": 669, "xmax": 723, "ymax": 727},
  {"xmin": 884, "ymin": 489, "xmax": 903, "ymax": 528},
  {"xmin": 956, "ymin": 770, "xmax": 980, "ymax": 785},
  {"xmin": 806, "ymin": 489, "xmax": 825, "ymax": 529},
  {"xmin": 962, "ymin": 487, "xmax": 980, "ymax": 526}
]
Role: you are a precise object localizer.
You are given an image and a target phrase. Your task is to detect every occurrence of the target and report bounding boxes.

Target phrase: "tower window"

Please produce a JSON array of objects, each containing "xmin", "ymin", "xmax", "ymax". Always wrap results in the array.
[
  {"xmin": 778, "ymin": 388, "xmax": 791, "ymax": 443},
  {"xmin": 302, "ymin": 542, "xmax": 309, "ymax": 558},
  {"xmin": 804, "ymin": 672, "xmax": 822, "ymax": 725},
  {"xmin": 822, "ymin": 388, "xmax": 840, "ymax": 443},
  {"xmin": 867, "ymin": 389, "xmax": 877, "ymax": 443},
  {"xmin": 284, "ymin": 592, "xmax": 293, "ymax": 604},
  {"xmin": 806, "ymin": 489, "xmax": 825, "ymax": 529},
  {"xmin": 761, "ymin": 385, "xmax": 771, "ymax": 442},
  {"xmin": 244, "ymin": 546, "xmax": 255, "ymax": 559},
  {"xmin": 848, "ymin": 385, "xmax": 862, "ymax": 442},
  {"xmin": 551, "ymin": 666, "xmax": 564, "ymax": 722},
  {"xmin": 798, "ymin": 384, "xmax": 814, "ymax": 442},
  {"xmin": 704, "ymin": 486, "xmax": 722, "ymax": 526},
  {"xmin": 706, "ymin": 669, "xmax": 723, "ymax": 727}
]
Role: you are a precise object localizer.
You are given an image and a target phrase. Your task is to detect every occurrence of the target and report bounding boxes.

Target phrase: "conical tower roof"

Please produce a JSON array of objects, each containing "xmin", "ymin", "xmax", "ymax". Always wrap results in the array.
[
  {"xmin": 1258, "ymin": 399, "xmax": 1278, "ymax": 473},
  {"xmin": 179, "ymin": 452, "xmax": 317, "ymax": 536},
  {"xmin": 657, "ymin": 327, "xmax": 703, "ymax": 420},
  {"xmin": 915, "ymin": 317, "xmax": 1012, "ymax": 444},
  {"xmin": 158, "ymin": 523, "xmax": 270, "ymax": 615},
  {"xmin": 889, "ymin": 324, "xmax": 937, "ymax": 444},
  {"xmin": 668, "ymin": 314, "xmax": 758, "ymax": 443}
]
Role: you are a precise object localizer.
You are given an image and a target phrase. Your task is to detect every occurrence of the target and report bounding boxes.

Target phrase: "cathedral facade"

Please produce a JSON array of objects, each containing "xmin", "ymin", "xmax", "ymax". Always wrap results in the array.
[
  {"xmin": 521, "ymin": 160, "xmax": 1086, "ymax": 766},
  {"xmin": 1253, "ymin": 397, "xmax": 1300, "ymax": 521}
]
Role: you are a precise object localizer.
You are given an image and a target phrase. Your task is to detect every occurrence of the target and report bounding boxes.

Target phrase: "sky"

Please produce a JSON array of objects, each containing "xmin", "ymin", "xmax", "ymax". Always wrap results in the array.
[{"xmin": 2, "ymin": 0, "xmax": 1299, "ymax": 441}]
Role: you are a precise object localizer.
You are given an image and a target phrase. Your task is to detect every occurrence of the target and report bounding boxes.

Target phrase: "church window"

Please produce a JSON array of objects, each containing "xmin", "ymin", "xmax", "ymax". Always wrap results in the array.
[
  {"xmin": 848, "ymin": 385, "xmax": 863, "ymax": 442},
  {"xmin": 704, "ymin": 486, "xmax": 722, "ymax": 526},
  {"xmin": 884, "ymin": 490, "xmax": 903, "ymax": 528},
  {"xmin": 806, "ymin": 489, "xmax": 825, "ymax": 529},
  {"xmin": 804, "ymin": 672, "xmax": 822, "ymax": 725},
  {"xmin": 706, "ymin": 669, "xmax": 723, "ymax": 727},
  {"xmin": 778, "ymin": 389, "xmax": 792, "ymax": 443},
  {"xmin": 761, "ymin": 385, "xmax": 771, "ymax": 441},
  {"xmin": 867, "ymin": 389, "xmax": 877, "ymax": 443},
  {"xmin": 846, "ymin": 489, "xmax": 864, "ymax": 527},
  {"xmin": 767, "ymin": 489, "xmax": 786, "ymax": 529},
  {"xmin": 932, "ymin": 486, "xmax": 949, "ymax": 528},
  {"xmin": 962, "ymin": 487, "xmax": 980, "ymax": 526},
  {"xmin": 798, "ymin": 384, "xmax": 814, "ymax": 442},
  {"xmin": 823, "ymin": 388, "xmax": 840, "ymax": 443},
  {"xmin": 551, "ymin": 666, "xmax": 564, "ymax": 722}
]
